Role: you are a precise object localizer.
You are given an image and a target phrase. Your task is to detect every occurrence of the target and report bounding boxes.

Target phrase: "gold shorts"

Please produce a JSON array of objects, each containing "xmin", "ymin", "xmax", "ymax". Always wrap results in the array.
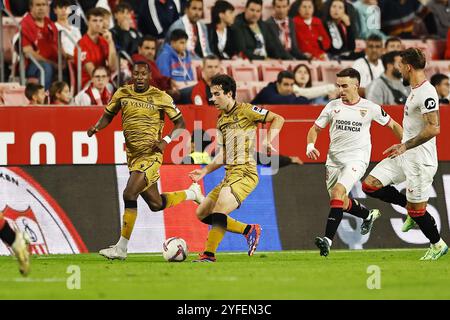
[
  {"xmin": 207, "ymin": 166, "xmax": 259, "ymax": 207},
  {"xmin": 128, "ymin": 153, "xmax": 162, "ymax": 192}
]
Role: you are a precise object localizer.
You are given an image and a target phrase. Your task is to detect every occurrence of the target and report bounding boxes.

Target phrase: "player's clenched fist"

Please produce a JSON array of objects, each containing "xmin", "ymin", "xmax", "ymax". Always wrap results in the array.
[
  {"xmin": 87, "ymin": 126, "xmax": 99, "ymax": 137},
  {"xmin": 306, "ymin": 143, "xmax": 320, "ymax": 160},
  {"xmin": 189, "ymin": 168, "xmax": 207, "ymax": 182}
]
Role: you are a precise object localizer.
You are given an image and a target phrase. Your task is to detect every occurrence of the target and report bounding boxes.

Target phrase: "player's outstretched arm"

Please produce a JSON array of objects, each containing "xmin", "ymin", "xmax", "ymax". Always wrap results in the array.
[
  {"xmin": 189, "ymin": 147, "xmax": 224, "ymax": 182},
  {"xmin": 306, "ymin": 125, "xmax": 321, "ymax": 160},
  {"xmin": 153, "ymin": 116, "xmax": 186, "ymax": 153},
  {"xmin": 386, "ymin": 118, "xmax": 403, "ymax": 141},
  {"xmin": 384, "ymin": 110, "xmax": 440, "ymax": 158},
  {"xmin": 87, "ymin": 112, "xmax": 115, "ymax": 137}
]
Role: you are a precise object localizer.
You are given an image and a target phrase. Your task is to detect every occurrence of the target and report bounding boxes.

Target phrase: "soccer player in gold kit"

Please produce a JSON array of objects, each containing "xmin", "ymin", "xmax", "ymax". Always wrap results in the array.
[
  {"xmin": 189, "ymin": 74, "xmax": 285, "ymax": 262},
  {"xmin": 87, "ymin": 61, "xmax": 204, "ymax": 260}
]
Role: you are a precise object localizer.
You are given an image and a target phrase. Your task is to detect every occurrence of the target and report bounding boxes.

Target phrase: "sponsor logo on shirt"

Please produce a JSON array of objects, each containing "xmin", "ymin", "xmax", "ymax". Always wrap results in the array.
[{"xmin": 424, "ymin": 98, "xmax": 437, "ymax": 110}]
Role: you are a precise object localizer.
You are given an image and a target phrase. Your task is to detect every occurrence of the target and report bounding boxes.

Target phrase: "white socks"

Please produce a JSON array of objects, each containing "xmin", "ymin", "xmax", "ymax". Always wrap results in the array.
[
  {"xmin": 185, "ymin": 189, "xmax": 196, "ymax": 201},
  {"xmin": 116, "ymin": 236, "xmax": 129, "ymax": 251},
  {"xmin": 324, "ymin": 237, "xmax": 333, "ymax": 247}
]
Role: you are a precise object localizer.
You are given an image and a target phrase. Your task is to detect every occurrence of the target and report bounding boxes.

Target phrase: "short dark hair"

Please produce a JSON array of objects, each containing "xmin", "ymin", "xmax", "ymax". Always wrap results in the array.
[
  {"xmin": 400, "ymin": 48, "xmax": 426, "ymax": 70},
  {"xmin": 381, "ymin": 50, "xmax": 401, "ymax": 70},
  {"xmin": 385, "ymin": 36, "xmax": 402, "ymax": 48},
  {"xmin": 133, "ymin": 60, "xmax": 150, "ymax": 71},
  {"xmin": 53, "ymin": 0, "xmax": 72, "ymax": 9},
  {"xmin": 49, "ymin": 81, "xmax": 68, "ymax": 102},
  {"xmin": 139, "ymin": 34, "xmax": 157, "ymax": 48},
  {"xmin": 211, "ymin": 74, "xmax": 237, "ymax": 99},
  {"xmin": 272, "ymin": 0, "xmax": 290, "ymax": 6},
  {"xmin": 113, "ymin": 2, "xmax": 133, "ymax": 15},
  {"xmin": 25, "ymin": 83, "xmax": 44, "ymax": 100},
  {"xmin": 211, "ymin": 0, "xmax": 235, "ymax": 26},
  {"xmin": 336, "ymin": 68, "xmax": 361, "ymax": 84},
  {"xmin": 277, "ymin": 70, "xmax": 294, "ymax": 83},
  {"xmin": 86, "ymin": 7, "xmax": 107, "ymax": 20},
  {"xmin": 170, "ymin": 29, "xmax": 189, "ymax": 42},
  {"xmin": 366, "ymin": 34, "xmax": 383, "ymax": 43},
  {"xmin": 245, "ymin": 0, "xmax": 263, "ymax": 8},
  {"xmin": 187, "ymin": 0, "xmax": 203, "ymax": 8},
  {"xmin": 203, "ymin": 54, "xmax": 220, "ymax": 66},
  {"xmin": 430, "ymin": 73, "xmax": 449, "ymax": 87}
]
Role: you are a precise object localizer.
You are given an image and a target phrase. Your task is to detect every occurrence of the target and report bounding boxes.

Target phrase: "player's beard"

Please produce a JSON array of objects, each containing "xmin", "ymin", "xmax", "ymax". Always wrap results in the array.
[
  {"xmin": 392, "ymin": 69, "xmax": 402, "ymax": 80},
  {"xmin": 402, "ymin": 78, "xmax": 410, "ymax": 87}
]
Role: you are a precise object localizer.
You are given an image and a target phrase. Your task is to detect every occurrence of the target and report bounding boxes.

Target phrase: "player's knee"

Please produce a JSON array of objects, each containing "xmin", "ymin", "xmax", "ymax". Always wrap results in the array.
[{"xmin": 362, "ymin": 177, "xmax": 382, "ymax": 195}]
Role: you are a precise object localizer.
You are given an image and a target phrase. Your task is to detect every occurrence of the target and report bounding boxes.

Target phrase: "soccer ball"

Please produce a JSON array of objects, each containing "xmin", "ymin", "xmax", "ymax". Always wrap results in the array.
[{"xmin": 162, "ymin": 237, "xmax": 188, "ymax": 262}]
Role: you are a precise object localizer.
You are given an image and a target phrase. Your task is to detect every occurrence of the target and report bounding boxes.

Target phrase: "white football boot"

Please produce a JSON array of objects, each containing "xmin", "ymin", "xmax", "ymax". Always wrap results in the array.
[
  {"xmin": 188, "ymin": 182, "xmax": 205, "ymax": 205},
  {"xmin": 11, "ymin": 231, "xmax": 31, "ymax": 276},
  {"xmin": 99, "ymin": 245, "xmax": 127, "ymax": 260}
]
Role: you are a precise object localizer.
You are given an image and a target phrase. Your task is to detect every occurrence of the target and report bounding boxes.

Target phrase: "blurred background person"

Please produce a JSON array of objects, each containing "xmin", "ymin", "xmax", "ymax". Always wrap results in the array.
[
  {"xmin": 293, "ymin": 63, "xmax": 337, "ymax": 104},
  {"xmin": 430, "ymin": 73, "xmax": 450, "ymax": 104},
  {"xmin": 74, "ymin": 66, "xmax": 112, "ymax": 105}
]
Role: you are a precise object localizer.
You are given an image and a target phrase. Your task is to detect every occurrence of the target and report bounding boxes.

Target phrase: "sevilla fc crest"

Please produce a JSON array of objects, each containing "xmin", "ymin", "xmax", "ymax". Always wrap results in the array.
[{"xmin": 360, "ymin": 109, "xmax": 368, "ymax": 117}]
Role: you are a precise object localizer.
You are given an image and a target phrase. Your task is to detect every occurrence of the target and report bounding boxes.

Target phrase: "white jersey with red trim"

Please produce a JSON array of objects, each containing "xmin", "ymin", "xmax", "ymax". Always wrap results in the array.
[
  {"xmin": 402, "ymin": 80, "xmax": 439, "ymax": 165},
  {"xmin": 315, "ymin": 98, "xmax": 391, "ymax": 166}
]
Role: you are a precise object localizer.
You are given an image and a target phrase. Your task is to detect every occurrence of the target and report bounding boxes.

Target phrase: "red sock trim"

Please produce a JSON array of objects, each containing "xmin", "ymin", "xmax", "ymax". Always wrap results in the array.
[
  {"xmin": 0, "ymin": 218, "xmax": 5, "ymax": 230},
  {"xmin": 346, "ymin": 199, "xmax": 353, "ymax": 211},
  {"xmin": 362, "ymin": 182, "xmax": 380, "ymax": 193},
  {"xmin": 407, "ymin": 208, "xmax": 426, "ymax": 218},
  {"xmin": 330, "ymin": 199, "xmax": 344, "ymax": 208}
]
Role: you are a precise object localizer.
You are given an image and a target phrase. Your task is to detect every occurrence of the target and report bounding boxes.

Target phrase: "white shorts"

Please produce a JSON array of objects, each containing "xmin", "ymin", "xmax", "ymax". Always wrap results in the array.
[
  {"xmin": 326, "ymin": 162, "xmax": 367, "ymax": 195},
  {"xmin": 368, "ymin": 155, "xmax": 437, "ymax": 203}
]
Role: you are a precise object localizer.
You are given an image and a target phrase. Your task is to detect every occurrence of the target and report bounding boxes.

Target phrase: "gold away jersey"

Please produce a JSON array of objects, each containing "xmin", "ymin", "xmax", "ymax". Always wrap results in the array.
[
  {"xmin": 105, "ymin": 84, "xmax": 182, "ymax": 165},
  {"xmin": 217, "ymin": 102, "xmax": 269, "ymax": 170}
]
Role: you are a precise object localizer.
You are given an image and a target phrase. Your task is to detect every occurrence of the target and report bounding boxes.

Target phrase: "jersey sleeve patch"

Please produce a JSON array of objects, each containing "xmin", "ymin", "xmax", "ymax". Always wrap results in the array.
[
  {"xmin": 424, "ymin": 97, "xmax": 437, "ymax": 110},
  {"xmin": 252, "ymin": 105, "xmax": 268, "ymax": 115}
]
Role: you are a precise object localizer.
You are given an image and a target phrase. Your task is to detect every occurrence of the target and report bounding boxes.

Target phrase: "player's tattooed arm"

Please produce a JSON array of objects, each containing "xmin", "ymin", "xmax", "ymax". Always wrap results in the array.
[
  {"xmin": 87, "ymin": 112, "xmax": 114, "ymax": 137},
  {"xmin": 384, "ymin": 110, "xmax": 440, "ymax": 158},
  {"xmin": 404, "ymin": 110, "xmax": 440, "ymax": 150}
]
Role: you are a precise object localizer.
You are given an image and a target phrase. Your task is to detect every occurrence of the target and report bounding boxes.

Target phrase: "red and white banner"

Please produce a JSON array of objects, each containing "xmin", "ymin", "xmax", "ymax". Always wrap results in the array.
[{"xmin": 1, "ymin": 105, "xmax": 450, "ymax": 165}]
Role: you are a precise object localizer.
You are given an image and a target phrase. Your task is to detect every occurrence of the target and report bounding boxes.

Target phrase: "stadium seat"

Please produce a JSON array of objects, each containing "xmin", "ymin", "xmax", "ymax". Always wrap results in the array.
[
  {"xmin": 1, "ymin": 17, "xmax": 19, "ymax": 64},
  {"xmin": 236, "ymin": 84, "xmax": 255, "ymax": 103},
  {"xmin": 259, "ymin": 64, "xmax": 285, "ymax": 82},
  {"xmin": 428, "ymin": 60, "xmax": 450, "ymax": 76},
  {"xmin": 248, "ymin": 81, "xmax": 269, "ymax": 98},
  {"xmin": 230, "ymin": 64, "xmax": 259, "ymax": 81},
  {"xmin": 283, "ymin": 60, "xmax": 320, "ymax": 83},
  {"xmin": 0, "ymin": 86, "xmax": 28, "ymax": 106}
]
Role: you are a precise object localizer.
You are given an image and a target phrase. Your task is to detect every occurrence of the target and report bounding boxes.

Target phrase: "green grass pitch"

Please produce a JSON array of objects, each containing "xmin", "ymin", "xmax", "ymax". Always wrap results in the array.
[{"xmin": 0, "ymin": 249, "xmax": 449, "ymax": 299}]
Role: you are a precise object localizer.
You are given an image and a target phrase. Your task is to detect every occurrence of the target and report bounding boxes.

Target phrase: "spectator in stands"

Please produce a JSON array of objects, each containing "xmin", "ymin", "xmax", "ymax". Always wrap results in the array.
[
  {"xmin": 385, "ymin": 36, "xmax": 403, "ymax": 53},
  {"xmin": 446, "ymin": 28, "xmax": 450, "ymax": 60},
  {"xmin": 111, "ymin": 2, "xmax": 142, "ymax": 57},
  {"xmin": 54, "ymin": 0, "xmax": 83, "ymax": 59},
  {"xmin": 266, "ymin": 0, "xmax": 307, "ymax": 59},
  {"xmin": 324, "ymin": 0, "xmax": 360, "ymax": 60},
  {"xmin": 366, "ymin": 51, "xmax": 410, "ymax": 105},
  {"xmin": 207, "ymin": 0, "xmax": 239, "ymax": 60},
  {"xmin": 21, "ymin": 0, "xmax": 59, "ymax": 90},
  {"xmin": 321, "ymin": 0, "xmax": 361, "ymax": 39},
  {"xmin": 293, "ymin": 63, "xmax": 337, "ymax": 104},
  {"xmin": 165, "ymin": 0, "xmax": 212, "ymax": 59},
  {"xmin": 96, "ymin": 6, "xmax": 113, "ymax": 31},
  {"xmin": 233, "ymin": 0, "xmax": 292, "ymax": 60},
  {"xmin": 137, "ymin": 0, "xmax": 185, "ymax": 39},
  {"xmin": 75, "ymin": 8, "xmax": 118, "ymax": 88},
  {"xmin": 288, "ymin": 0, "xmax": 325, "ymax": 18},
  {"xmin": 49, "ymin": 80, "xmax": 72, "ymax": 105},
  {"xmin": 252, "ymin": 71, "xmax": 310, "ymax": 105},
  {"xmin": 132, "ymin": 35, "xmax": 180, "ymax": 99},
  {"xmin": 156, "ymin": 29, "xmax": 194, "ymax": 81},
  {"xmin": 431, "ymin": 73, "xmax": 450, "ymax": 104},
  {"xmin": 293, "ymin": 0, "xmax": 331, "ymax": 60},
  {"xmin": 25, "ymin": 83, "xmax": 46, "ymax": 105},
  {"xmin": 352, "ymin": 34, "xmax": 384, "ymax": 97},
  {"xmin": 353, "ymin": 0, "xmax": 386, "ymax": 40},
  {"xmin": 74, "ymin": 66, "xmax": 112, "ymax": 105},
  {"xmin": 380, "ymin": 0, "xmax": 430, "ymax": 38},
  {"xmin": 425, "ymin": 0, "xmax": 450, "ymax": 39},
  {"xmin": 96, "ymin": 0, "xmax": 119, "ymax": 28},
  {"xmin": 179, "ymin": 55, "xmax": 222, "ymax": 105}
]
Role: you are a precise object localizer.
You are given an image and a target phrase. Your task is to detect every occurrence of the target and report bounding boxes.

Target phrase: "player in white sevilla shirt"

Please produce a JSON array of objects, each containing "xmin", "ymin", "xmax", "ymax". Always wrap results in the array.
[
  {"xmin": 362, "ymin": 48, "xmax": 448, "ymax": 260},
  {"xmin": 306, "ymin": 68, "xmax": 403, "ymax": 257}
]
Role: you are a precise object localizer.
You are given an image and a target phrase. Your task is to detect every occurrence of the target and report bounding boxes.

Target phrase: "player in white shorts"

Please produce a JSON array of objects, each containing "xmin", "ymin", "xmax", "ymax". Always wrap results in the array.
[
  {"xmin": 362, "ymin": 48, "xmax": 448, "ymax": 260},
  {"xmin": 306, "ymin": 68, "xmax": 403, "ymax": 257}
]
